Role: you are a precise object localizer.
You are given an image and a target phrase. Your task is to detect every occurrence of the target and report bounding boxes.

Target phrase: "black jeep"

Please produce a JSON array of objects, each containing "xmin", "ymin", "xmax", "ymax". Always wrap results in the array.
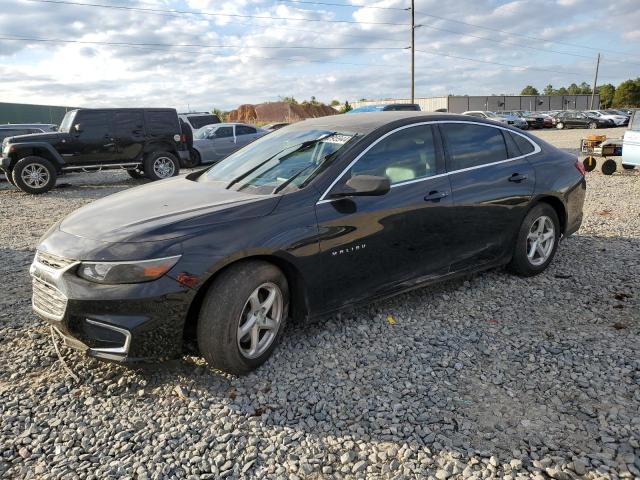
[{"xmin": 1, "ymin": 108, "xmax": 188, "ymax": 194}]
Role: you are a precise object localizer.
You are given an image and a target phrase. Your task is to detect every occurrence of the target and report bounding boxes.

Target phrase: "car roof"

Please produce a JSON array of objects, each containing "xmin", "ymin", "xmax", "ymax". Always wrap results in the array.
[{"xmin": 287, "ymin": 112, "xmax": 506, "ymax": 135}]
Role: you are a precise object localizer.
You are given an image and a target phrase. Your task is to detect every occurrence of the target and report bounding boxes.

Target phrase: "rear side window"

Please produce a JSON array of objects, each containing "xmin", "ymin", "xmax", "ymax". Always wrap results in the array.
[
  {"xmin": 352, "ymin": 124, "xmax": 437, "ymax": 185},
  {"xmin": 510, "ymin": 132, "xmax": 535, "ymax": 155},
  {"xmin": 215, "ymin": 126, "xmax": 233, "ymax": 138},
  {"xmin": 236, "ymin": 125, "xmax": 256, "ymax": 135},
  {"xmin": 441, "ymin": 123, "xmax": 508, "ymax": 171},
  {"xmin": 146, "ymin": 111, "xmax": 178, "ymax": 135}
]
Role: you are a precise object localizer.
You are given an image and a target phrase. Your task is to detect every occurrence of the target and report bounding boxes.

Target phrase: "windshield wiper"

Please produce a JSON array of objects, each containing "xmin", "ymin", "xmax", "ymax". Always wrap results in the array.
[{"xmin": 225, "ymin": 132, "xmax": 336, "ymax": 191}]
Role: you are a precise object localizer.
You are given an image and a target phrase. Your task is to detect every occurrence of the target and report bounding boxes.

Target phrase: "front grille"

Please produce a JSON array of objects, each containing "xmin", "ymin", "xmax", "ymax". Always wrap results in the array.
[
  {"xmin": 36, "ymin": 251, "xmax": 76, "ymax": 270},
  {"xmin": 32, "ymin": 277, "xmax": 67, "ymax": 320}
]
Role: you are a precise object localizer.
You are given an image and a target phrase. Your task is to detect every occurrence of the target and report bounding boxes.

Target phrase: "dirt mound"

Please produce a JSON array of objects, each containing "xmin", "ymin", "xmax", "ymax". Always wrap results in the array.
[{"xmin": 227, "ymin": 101, "xmax": 337, "ymax": 123}]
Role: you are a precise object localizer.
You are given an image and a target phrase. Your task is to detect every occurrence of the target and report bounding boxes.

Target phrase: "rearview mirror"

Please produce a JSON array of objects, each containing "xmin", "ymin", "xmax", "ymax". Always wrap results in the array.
[{"xmin": 330, "ymin": 175, "xmax": 390, "ymax": 198}]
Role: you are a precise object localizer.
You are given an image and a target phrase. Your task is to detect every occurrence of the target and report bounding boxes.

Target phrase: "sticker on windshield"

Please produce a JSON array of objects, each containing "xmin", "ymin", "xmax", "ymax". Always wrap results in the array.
[{"xmin": 322, "ymin": 134, "xmax": 352, "ymax": 145}]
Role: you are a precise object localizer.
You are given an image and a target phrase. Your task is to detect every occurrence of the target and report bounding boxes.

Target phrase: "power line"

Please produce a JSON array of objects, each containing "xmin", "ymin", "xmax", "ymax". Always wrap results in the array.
[
  {"xmin": 414, "ymin": 49, "xmax": 584, "ymax": 76},
  {"xmin": 276, "ymin": 0, "xmax": 409, "ymax": 10},
  {"xmin": 23, "ymin": 0, "xmax": 409, "ymax": 26},
  {"xmin": 414, "ymin": 9, "xmax": 640, "ymax": 60},
  {"xmin": 0, "ymin": 34, "xmax": 406, "ymax": 51}
]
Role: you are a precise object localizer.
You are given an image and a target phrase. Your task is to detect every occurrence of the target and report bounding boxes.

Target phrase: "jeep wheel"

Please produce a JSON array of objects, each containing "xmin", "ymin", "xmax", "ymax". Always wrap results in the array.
[
  {"xmin": 144, "ymin": 152, "xmax": 179, "ymax": 181},
  {"xmin": 127, "ymin": 168, "xmax": 145, "ymax": 179},
  {"xmin": 4, "ymin": 171, "xmax": 16, "ymax": 186},
  {"xmin": 12, "ymin": 156, "xmax": 57, "ymax": 194}
]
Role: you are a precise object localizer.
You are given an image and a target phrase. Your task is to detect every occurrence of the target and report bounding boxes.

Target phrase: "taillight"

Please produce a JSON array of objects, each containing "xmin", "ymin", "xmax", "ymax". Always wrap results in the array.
[{"xmin": 575, "ymin": 159, "xmax": 586, "ymax": 176}]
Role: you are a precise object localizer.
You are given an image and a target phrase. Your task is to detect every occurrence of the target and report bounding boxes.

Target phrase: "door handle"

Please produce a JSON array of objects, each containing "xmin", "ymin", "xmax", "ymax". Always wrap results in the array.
[
  {"xmin": 424, "ymin": 190, "xmax": 449, "ymax": 202},
  {"xmin": 508, "ymin": 173, "xmax": 528, "ymax": 182}
]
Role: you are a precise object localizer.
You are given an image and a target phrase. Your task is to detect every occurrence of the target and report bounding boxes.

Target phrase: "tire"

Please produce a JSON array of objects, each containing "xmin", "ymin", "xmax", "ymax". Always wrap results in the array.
[
  {"xmin": 507, "ymin": 203, "xmax": 560, "ymax": 277},
  {"xmin": 601, "ymin": 159, "xmax": 617, "ymax": 175},
  {"xmin": 11, "ymin": 156, "xmax": 57, "ymax": 194},
  {"xmin": 143, "ymin": 151, "xmax": 180, "ymax": 181},
  {"xmin": 583, "ymin": 156, "xmax": 597, "ymax": 172},
  {"xmin": 197, "ymin": 261, "xmax": 289, "ymax": 375},
  {"xmin": 622, "ymin": 164, "xmax": 635, "ymax": 170},
  {"xmin": 556, "ymin": 122, "xmax": 564, "ymax": 129},
  {"xmin": 127, "ymin": 168, "xmax": 145, "ymax": 179},
  {"xmin": 181, "ymin": 149, "xmax": 201, "ymax": 168},
  {"xmin": 589, "ymin": 122, "xmax": 598, "ymax": 129}
]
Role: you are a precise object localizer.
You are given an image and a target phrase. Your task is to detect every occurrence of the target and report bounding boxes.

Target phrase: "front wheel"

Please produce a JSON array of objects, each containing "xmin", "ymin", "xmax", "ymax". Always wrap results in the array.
[
  {"xmin": 589, "ymin": 122, "xmax": 598, "ymax": 129},
  {"xmin": 143, "ymin": 152, "xmax": 180, "ymax": 181},
  {"xmin": 507, "ymin": 203, "xmax": 560, "ymax": 277},
  {"xmin": 12, "ymin": 156, "xmax": 57, "ymax": 194},
  {"xmin": 197, "ymin": 261, "xmax": 289, "ymax": 375}
]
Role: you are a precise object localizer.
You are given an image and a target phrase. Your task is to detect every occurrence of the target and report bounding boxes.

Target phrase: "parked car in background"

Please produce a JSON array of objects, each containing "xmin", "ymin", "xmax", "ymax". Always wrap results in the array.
[
  {"xmin": 552, "ymin": 111, "xmax": 614, "ymax": 129},
  {"xmin": 263, "ymin": 123, "xmax": 290, "ymax": 132},
  {"xmin": 191, "ymin": 123, "xmax": 268, "ymax": 165},
  {"xmin": 462, "ymin": 111, "xmax": 528, "ymax": 129},
  {"xmin": 347, "ymin": 103, "xmax": 421, "ymax": 113},
  {"xmin": 585, "ymin": 110, "xmax": 629, "ymax": 127},
  {"xmin": 503, "ymin": 111, "xmax": 545, "ymax": 129},
  {"xmin": 30, "ymin": 111, "xmax": 586, "ymax": 375},
  {"xmin": 0, "ymin": 124, "xmax": 57, "ymax": 142},
  {"xmin": 622, "ymin": 110, "xmax": 640, "ymax": 169},
  {"xmin": 1, "ymin": 108, "xmax": 188, "ymax": 193},
  {"xmin": 179, "ymin": 112, "xmax": 221, "ymax": 130}
]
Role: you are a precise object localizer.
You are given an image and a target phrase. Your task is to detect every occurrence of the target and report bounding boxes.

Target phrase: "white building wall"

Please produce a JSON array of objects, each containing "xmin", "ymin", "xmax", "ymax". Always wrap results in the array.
[{"xmin": 350, "ymin": 97, "xmax": 448, "ymax": 112}]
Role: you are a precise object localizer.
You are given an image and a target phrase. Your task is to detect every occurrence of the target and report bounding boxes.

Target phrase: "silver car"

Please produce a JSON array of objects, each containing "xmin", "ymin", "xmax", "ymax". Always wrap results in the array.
[
  {"xmin": 192, "ymin": 123, "xmax": 267, "ymax": 164},
  {"xmin": 461, "ymin": 111, "xmax": 528, "ymax": 129}
]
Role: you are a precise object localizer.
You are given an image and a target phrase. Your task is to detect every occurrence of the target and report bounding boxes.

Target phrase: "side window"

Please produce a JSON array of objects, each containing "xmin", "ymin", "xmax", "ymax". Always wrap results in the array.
[
  {"xmin": 215, "ymin": 126, "xmax": 234, "ymax": 138},
  {"xmin": 236, "ymin": 125, "xmax": 256, "ymax": 135},
  {"xmin": 146, "ymin": 111, "xmax": 177, "ymax": 135},
  {"xmin": 350, "ymin": 125, "xmax": 437, "ymax": 185},
  {"xmin": 114, "ymin": 111, "xmax": 144, "ymax": 138},
  {"xmin": 441, "ymin": 123, "xmax": 508, "ymax": 171},
  {"xmin": 75, "ymin": 111, "xmax": 110, "ymax": 137},
  {"xmin": 510, "ymin": 132, "xmax": 535, "ymax": 155}
]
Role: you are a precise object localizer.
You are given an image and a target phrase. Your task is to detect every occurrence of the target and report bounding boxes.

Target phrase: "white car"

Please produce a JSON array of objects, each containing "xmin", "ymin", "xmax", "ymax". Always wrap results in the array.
[
  {"xmin": 585, "ymin": 110, "xmax": 629, "ymax": 127},
  {"xmin": 622, "ymin": 111, "xmax": 640, "ymax": 169}
]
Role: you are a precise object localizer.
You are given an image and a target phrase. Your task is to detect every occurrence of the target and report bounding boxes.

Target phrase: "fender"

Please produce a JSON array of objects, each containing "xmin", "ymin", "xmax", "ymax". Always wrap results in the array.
[
  {"xmin": 142, "ymin": 141, "xmax": 178, "ymax": 156},
  {"xmin": 8, "ymin": 142, "xmax": 65, "ymax": 167}
]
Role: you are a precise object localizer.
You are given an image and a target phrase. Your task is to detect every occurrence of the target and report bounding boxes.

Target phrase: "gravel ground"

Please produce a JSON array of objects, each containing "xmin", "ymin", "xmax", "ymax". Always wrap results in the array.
[{"xmin": 1, "ymin": 130, "xmax": 639, "ymax": 480}]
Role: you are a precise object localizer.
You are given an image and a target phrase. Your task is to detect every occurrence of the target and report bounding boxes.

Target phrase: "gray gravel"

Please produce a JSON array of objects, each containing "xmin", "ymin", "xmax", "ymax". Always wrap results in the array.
[{"xmin": 1, "ymin": 133, "xmax": 639, "ymax": 479}]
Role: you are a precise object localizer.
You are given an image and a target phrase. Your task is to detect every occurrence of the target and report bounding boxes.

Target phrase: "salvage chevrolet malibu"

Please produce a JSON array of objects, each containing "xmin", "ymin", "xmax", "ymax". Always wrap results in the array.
[{"xmin": 31, "ymin": 112, "xmax": 586, "ymax": 375}]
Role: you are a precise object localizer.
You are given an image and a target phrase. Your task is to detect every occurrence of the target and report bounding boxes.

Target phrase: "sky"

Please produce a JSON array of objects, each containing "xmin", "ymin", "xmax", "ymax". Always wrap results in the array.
[{"xmin": 0, "ymin": 0, "xmax": 638, "ymax": 111}]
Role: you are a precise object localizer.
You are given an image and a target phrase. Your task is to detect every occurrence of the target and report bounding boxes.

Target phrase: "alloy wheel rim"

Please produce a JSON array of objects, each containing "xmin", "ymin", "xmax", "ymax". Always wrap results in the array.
[
  {"xmin": 153, "ymin": 157, "xmax": 175, "ymax": 178},
  {"xmin": 526, "ymin": 215, "xmax": 555, "ymax": 266},
  {"xmin": 237, "ymin": 282, "xmax": 283, "ymax": 359},
  {"xmin": 21, "ymin": 164, "xmax": 49, "ymax": 188}
]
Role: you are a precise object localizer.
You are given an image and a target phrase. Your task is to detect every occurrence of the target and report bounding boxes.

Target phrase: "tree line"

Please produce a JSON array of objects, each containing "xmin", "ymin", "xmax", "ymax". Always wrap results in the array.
[{"xmin": 520, "ymin": 78, "xmax": 640, "ymax": 108}]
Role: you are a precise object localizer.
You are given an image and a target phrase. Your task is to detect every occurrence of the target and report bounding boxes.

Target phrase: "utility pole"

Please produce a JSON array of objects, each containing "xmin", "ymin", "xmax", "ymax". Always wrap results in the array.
[
  {"xmin": 590, "ymin": 53, "xmax": 600, "ymax": 109},
  {"xmin": 410, "ymin": 0, "xmax": 415, "ymax": 103}
]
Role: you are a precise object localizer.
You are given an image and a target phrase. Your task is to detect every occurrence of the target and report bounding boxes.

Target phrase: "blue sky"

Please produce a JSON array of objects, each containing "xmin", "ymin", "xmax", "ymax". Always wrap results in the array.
[{"xmin": 0, "ymin": 0, "xmax": 638, "ymax": 111}]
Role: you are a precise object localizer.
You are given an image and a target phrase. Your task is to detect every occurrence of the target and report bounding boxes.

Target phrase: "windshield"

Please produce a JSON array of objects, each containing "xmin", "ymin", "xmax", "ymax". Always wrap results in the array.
[
  {"xmin": 199, "ymin": 128, "xmax": 356, "ymax": 194},
  {"xmin": 58, "ymin": 111, "xmax": 77, "ymax": 133}
]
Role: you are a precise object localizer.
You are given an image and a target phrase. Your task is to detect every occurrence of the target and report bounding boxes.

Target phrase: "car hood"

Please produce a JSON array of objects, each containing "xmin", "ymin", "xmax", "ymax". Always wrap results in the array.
[
  {"xmin": 6, "ymin": 131, "xmax": 65, "ymax": 143},
  {"xmin": 59, "ymin": 175, "xmax": 279, "ymax": 243}
]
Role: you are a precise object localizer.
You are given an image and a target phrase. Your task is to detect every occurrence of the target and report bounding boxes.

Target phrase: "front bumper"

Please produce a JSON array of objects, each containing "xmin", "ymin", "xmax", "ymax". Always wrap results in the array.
[{"xmin": 30, "ymin": 251, "xmax": 196, "ymax": 363}]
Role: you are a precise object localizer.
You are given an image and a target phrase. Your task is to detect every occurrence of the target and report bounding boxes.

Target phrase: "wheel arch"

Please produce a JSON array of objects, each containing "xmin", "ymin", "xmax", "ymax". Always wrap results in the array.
[
  {"xmin": 143, "ymin": 141, "xmax": 178, "ymax": 156},
  {"xmin": 181, "ymin": 254, "xmax": 310, "ymax": 352},
  {"xmin": 532, "ymin": 195, "xmax": 567, "ymax": 235},
  {"xmin": 9, "ymin": 143, "xmax": 64, "ymax": 168}
]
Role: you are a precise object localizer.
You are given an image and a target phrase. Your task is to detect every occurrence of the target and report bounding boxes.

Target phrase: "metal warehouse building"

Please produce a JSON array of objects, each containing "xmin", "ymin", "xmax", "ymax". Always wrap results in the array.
[
  {"xmin": 0, "ymin": 102, "xmax": 76, "ymax": 125},
  {"xmin": 351, "ymin": 94, "xmax": 600, "ymax": 113}
]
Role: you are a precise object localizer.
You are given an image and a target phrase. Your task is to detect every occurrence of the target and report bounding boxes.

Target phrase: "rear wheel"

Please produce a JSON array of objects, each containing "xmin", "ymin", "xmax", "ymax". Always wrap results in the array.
[
  {"xmin": 143, "ymin": 151, "xmax": 179, "ymax": 181},
  {"xmin": 507, "ymin": 203, "xmax": 560, "ymax": 277},
  {"xmin": 12, "ymin": 156, "xmax": 57, "ymax": 194},
  {"xmin": 556, "ymin": 122, "xmax": 565, "ymax": 129},
  {"xmin": 601, "ymin": 159, "xmax": 617, "ymax": 175},
  {"xmin": 197, "ymin": 261, "xmax": 289, "ymax": 375},
  {"xmin": 181, "ymin": 149, "xmax": 201, "ymax": 168},
  {"xmin": 583, "ymin": 156, "xmax": 597, "ymax": 172}
]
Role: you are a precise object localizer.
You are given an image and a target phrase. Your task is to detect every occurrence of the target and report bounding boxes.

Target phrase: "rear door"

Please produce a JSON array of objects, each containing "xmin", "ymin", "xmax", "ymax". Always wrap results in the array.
[
  {"xmin": 113, "ymin": 110, "xmax": 145, "ymax": 162},
  {"xmin": 439, "ymin": 121, "xmax": 537, "ymax": 271},
  {"xmin": 622, "ymin": 111, "xmax": 640, "ymax": 167},
  {"xmin": 235, "ymin": 125, "xmax": 259, "ymax": 148}
]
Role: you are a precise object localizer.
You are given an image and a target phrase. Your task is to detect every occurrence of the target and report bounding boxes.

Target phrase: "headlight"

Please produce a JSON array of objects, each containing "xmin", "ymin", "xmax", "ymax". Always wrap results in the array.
[{"xmin": 77, "ymin": 255, "xmax": 181, "ymax": 284}]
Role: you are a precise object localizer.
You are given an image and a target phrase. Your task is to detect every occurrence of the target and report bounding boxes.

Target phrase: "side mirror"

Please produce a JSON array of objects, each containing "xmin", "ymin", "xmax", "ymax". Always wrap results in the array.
[
  {"xmin": 73, "ymin": 123, "xmax": 83, "ymax": 133},
  {"xmin": 330, "ymin": 175, "xmax": 390, "ymax": 198}
]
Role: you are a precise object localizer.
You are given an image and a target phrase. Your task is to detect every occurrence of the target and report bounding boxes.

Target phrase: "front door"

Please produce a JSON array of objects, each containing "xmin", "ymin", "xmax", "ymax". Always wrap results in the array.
[
  {"xmin": 209, "ymin": 125, "xmax": 237, "ymax": 162},
  {"xmin": 315, "ymin": 123, "xmax": 453, "ymax": 311},
  {"xmin": 439, "ymin": 122, "xmax": 536, "ymax": 271},
  {"xmin": 622, "ymin": 112, "xmax": 640, "ymax": 167},
  {"xmin": 113, "ymin": 111, "xmax": 145, "ymax": 162},
  {"xmin": 64, "ymin": 110, "xmax": 116, "ymax": 165}
]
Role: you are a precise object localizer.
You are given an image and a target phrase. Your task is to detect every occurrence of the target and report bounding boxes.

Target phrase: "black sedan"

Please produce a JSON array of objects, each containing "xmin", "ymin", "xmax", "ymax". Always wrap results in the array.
[
  {"xmin": 553, "ymin": 111, "xmax": 614, "ymax": 129},
  {"xmin": 31, "ymin": 113, "xmax": 586, "ymax": 374}
]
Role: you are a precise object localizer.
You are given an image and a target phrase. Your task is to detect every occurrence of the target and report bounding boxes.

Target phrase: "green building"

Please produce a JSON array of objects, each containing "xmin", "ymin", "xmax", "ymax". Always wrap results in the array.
[{"xmin": 0, "ymin": 102, "xmax": 78, "ymax": 126}]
